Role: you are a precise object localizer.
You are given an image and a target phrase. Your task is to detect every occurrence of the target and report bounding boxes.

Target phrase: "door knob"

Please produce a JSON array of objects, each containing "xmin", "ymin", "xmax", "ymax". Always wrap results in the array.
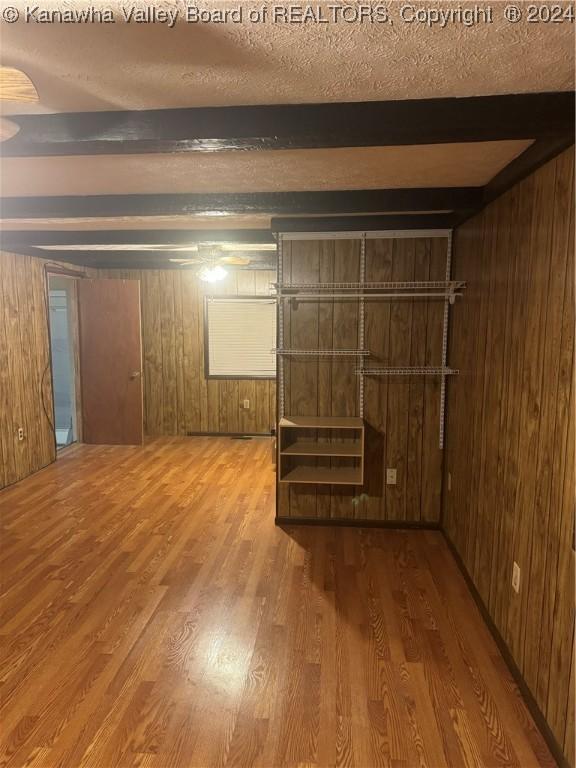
[{"xmin": 130, "ymin": 371, "xmax": 142, "ymax": 379}]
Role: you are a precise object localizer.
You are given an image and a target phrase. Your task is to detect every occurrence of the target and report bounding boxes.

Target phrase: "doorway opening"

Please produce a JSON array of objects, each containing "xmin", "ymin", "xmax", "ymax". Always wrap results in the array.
[{"xmin": 48, "ymin": 275, "xmax": 79, "ymax": 449}]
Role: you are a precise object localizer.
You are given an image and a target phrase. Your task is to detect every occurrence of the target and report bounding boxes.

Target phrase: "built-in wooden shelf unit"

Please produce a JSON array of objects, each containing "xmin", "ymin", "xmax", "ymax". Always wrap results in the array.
[{"xmin": 278, "ymin": 416, "xmax": 365, "ymax": 485}]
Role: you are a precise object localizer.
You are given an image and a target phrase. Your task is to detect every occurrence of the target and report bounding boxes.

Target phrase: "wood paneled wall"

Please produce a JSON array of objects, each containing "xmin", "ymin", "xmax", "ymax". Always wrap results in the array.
[
  {"xmin": 0, "ymin": 257, "xmax": 275, "ymax": 490},
  {"xmin": 0, "ymin": 251, "xmax": 56, "ymax": 489},
  {"xmin": 443, "ymin": 147, "xmax": 575, "ymax": 765},
  {"xmin": 102, "ymin": 269, "xmax": 276, "ymax": 436},
  {"xmin": 278, "ymin": 236, "xmax": 448, "ymax": 522}
]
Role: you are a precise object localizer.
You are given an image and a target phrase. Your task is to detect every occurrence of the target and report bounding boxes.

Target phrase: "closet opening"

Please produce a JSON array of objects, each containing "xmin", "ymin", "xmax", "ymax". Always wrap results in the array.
[{"xmin": 47, "ymin": 274, "xmax": 80, "ymax": 450}]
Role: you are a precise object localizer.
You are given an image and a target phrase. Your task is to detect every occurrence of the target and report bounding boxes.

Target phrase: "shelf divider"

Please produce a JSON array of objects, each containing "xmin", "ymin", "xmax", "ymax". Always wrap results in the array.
[
  {"xmin": 281, "ymin": 440, "xmax": 363, "ymax": 458},
  {"xmin": 279, "ymin": 415, "xmax": 364, "ymax": 429},
  {"xmin": 279, "ymin": 465, "xmax": 363, "ymax": 486},
  {"xmin": 278, "ymin": 416, "xmax": 365, "ymax": 485}
]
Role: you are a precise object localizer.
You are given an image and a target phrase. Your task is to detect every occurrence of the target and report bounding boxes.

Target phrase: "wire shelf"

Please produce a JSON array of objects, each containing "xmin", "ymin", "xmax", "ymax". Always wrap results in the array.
[
  {"xmin": 358, "ymin": 366, "xmax": 459, "ymax": 376},
  {"xmin": 278, "ymin": 292, "xmax": 461, "ymax": 301},
  {"xmin": 275, "ymin": 280, "xmax": 466, "ymax": 291},
  {"xmin": 274, "ymin": 349, "xmax": 371, "ymax": 357}
]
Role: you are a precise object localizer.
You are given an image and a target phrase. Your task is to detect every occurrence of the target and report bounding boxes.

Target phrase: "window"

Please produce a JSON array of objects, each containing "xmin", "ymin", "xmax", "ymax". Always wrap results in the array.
[{"xmin": 205, "ymin": 296, "xmax": 277, "ymax": 379}]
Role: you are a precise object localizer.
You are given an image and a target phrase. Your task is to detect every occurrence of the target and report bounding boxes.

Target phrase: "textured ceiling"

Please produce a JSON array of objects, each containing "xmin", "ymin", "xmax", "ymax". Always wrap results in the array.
[
  {"xmin": 0, "ymin": 1, "xmax": 573, "ymax": 114},
  {"xmin": 0, "ymin": 4, "xmax": 572, "ymax": 240},
  {"xmin": 0, "ymin": 141, "xmax": 531, "ymax": 196}
]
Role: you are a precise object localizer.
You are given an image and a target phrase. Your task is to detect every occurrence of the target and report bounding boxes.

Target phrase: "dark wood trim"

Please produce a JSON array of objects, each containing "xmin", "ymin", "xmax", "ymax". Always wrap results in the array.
[
  {"xmin": 483, "ymin": 136, "xmax": 576, "ymax": 206},
  {"xmin": 185, "ymin": 431, "xmax": 273, "ymax": 437},
  {"xmin": 24, "ymin": 249, "xmax": 275, "ymax": 268},
  {"xmin": 451, "ymin": 138, "xmax": 576, "ymax": 228},
  {"xmin": 0, "ymin": 189, "xmax": 482, "ymax": 219},
  {"xmin": 0, "ymin": 243, "xmax": 48, "ymax": 259},
  {"xmin": 4, "ymin": 92, "xmax": 574, "ymax": 156},
  {"xmin": 43, "ymin": 264, "xmax": 88, "ymax": 279},
  {"xmin": 41, "ymin": 265, "xmax": 58, "ymax": 460},
  {"xmin": 2, "ymin": 244, "xmax": 274, "ymax": 271},
  {"xmin": 442, "ymin": 531, "xmax": 570, "ymax": 768},
  {"xmin": 275, "ymin": 516, "xmax": 440, "ymax": 529},
  {"xmin": 34, "ymin": 250, "xmax": 209, "ymax": 264},
  {"xmin": 0, "ymin": 229, "xmax": 275, "ymax": 247},
  {"xmin": 271, "ymin": 213, "xmax": 460, "ymax": 233},
  {"xmin": 93, "ymin": 261, "xmax": 274, "ymax": 271}
]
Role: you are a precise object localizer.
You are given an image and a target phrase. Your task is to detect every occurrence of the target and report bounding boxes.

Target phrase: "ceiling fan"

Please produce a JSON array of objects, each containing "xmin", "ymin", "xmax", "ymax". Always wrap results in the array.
[
  {"xmin": 169, "ymin": 243, "xmax": 275, "ymax": 281},
  {"xmin": 0, "ymin": 66, "xmax": 39, "ymax": 142},
  {"xmin": 0, "ymin": 66, "xmax": 39, "ymax": 104}
]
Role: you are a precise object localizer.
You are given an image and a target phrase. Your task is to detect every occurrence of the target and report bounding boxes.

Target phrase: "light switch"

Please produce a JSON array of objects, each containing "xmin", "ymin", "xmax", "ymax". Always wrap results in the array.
[{"xmin": 386, "ymin": 468, "xmax": 397, "ymax": 485}]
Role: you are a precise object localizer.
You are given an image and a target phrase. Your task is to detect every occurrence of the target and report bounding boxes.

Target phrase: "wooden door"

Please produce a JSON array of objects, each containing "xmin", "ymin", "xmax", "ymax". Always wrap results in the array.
[{"xmin": 78, "ymin": 278, "xmax": 143, "ymax": 445}]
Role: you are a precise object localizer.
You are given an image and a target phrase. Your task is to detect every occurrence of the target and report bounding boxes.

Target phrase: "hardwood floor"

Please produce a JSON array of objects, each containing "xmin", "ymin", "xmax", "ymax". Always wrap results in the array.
[{"xmin": 0, "ymin": 438, "xmax": 555, "ymax": 768}]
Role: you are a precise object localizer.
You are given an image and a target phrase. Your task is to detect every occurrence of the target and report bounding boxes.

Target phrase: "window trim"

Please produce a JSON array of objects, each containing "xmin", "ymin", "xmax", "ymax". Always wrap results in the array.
[{"xmin": 203, "ymin": 294, "xmax": 277, "ymax": 381}]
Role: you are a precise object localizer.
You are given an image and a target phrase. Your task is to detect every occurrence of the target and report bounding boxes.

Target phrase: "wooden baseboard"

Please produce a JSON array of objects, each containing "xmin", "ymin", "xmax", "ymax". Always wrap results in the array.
[
  {"xmin": 442, "ymin": 530, "xmax": 570, "ymax": 768},
  {"xmin": 0, "ymin": 455, "xmax": 56, "ymax": 493},
  {"xmin": 185, "ymin": 431, "xmax": 273, "ymax": 438},
  {"xmin": 275, "ymin": 516, "xmax": 440, "ymax": 529}
]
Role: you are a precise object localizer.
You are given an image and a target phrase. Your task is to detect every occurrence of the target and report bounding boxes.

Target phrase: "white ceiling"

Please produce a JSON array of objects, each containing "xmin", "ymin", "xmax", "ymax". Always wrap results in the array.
[
  {"xmin": 0, "ymin": 214, "xmax": 280, "ymax": 230},
  {"xmin": 0, "ymin": 141, "xmax": 532, "ymax": 196},
  {"xmin": 0, "ymin": 5, "xmax": 572, "ymax": 238},
  {"xmin": 1, "ymin": 1, "xmax": 574, "ymax": 114}
]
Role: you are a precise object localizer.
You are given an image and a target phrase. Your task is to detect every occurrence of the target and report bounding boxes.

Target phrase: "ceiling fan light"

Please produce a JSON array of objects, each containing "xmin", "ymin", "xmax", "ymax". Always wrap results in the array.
[
  {"xmin": 0, "ymin": 66, "xmax": 39, "ymax": 103},
  {"xmin": 0, "ymin": 117, "xmax": 20, "ymax": 142},
  {"xmin": 197, "ymin": 264, "xmax": 227, "ymax": 283}
]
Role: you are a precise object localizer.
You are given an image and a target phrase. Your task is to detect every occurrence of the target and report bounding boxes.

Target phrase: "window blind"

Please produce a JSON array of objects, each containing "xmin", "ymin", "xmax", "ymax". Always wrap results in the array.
[{"xmin": 206, "ymin": 297, "xmax": 277, "ymax": 378}]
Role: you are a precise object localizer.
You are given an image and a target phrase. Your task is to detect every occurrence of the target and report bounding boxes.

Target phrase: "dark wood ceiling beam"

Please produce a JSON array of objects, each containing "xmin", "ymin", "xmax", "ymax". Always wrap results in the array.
[
  {"xmin": 449, "ymin": 137, "xmax": 575, "ymax": 228},
  {"xmin": 32, "ymin": 251, "xmax": 275, "ymax": 271},
  {"xmin": 3, "ymin": 92, "xmax": 574, "ymax": 157},
  {"xmin": 0, "ymin": 188, "xmax": 481, "ymax": 219},
  {"xmin": 483, "ymin": 136, "xmax": 575, "ymax": 206},
  {"xmin": 23, "ymin": 249, "xmax": 275, "ymax": 264},
  {"xmin": 5, "ymin": 244, "xmax": 276, "ymax": 270},
  {"xmin": 1, "ymin": 244, "xmax": 41, "ymax": 259},
  {"xmin": 93, "ymin": 261, "xmax": 275, "ymax": 271},
  {"xmin": 27, "ymin": 250, "xmax": 197, "ymax": 264},
  {"xmin": 271, "ymin": 213, "xmax": 460, "ymax": 233},
  {"xmin": 0, "ymin": 229, "xmax": 276, "ymax": 247}
]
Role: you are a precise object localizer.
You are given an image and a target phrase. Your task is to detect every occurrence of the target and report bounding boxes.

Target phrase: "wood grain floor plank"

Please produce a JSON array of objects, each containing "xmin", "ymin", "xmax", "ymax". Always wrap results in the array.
[{"xmin": 0, "ymin": 438, "xmax": 555, "ymax": 768}]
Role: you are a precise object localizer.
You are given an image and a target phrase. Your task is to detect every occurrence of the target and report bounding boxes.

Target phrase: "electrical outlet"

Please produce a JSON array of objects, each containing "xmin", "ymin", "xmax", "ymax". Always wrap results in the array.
[
  {"xmin": 17, "ymin": 427, "xmax": 24, "ymax": 441},
  {"xmin": 386, "ymin": 468, "xmax": 397, "ymax": 486},
  {"xmin": 512, "ymin": 562, "xmax": 521, "ymax": 593},
  {"xmin": 447, "ymin": 471, "xmax": 452, "ymax": 491},
  {"xmin": 242, "ymin": 399, "xmax": 250, "ymax": 410}
]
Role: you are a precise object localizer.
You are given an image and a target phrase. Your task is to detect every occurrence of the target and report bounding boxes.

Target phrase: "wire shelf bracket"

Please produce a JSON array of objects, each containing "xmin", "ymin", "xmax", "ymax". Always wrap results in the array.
[
  {"xmin": 277, "ymin": 233, "xmax": 285, "ymax": 420},
  {"xmin": 439, "ymin": 231, "xmax": 453, "ymax": 449},
  {"xmin": 274, "ymin": 230, "xmax": 463, "ymax": 451},
  {"xmin": 359, "ymin": 234, "xmax": 366, "ymax": 418}
]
